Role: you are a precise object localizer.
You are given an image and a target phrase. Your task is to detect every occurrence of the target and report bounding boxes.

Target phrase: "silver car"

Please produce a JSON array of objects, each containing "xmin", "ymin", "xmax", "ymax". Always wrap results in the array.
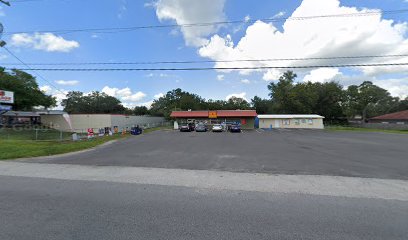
[{"xmin": 212, "ymin": 124, "xmax": 223, "ymax": 132}]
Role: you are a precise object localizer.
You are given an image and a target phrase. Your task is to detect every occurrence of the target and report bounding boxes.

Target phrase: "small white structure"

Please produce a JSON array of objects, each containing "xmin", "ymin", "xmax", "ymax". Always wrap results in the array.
[{"xmin": 258, "ymin": 114, "xmax": 324, "ymax": 129}]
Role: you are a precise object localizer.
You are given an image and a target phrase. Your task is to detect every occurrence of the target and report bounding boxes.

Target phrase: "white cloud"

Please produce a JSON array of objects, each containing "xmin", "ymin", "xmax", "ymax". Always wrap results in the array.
[
  {"xmin": 198, "ymin": 0, "xmax": 408, "ymax": 96},
  {"xmin": 55, "ymin": 80, "xmax": 79, "ymax": 86},
  {"xmin": 11, "ymin": 33, "xmax": 79, "ymax": 52},
  {"xmin": 273, "ymin": 11, "xmax": 285, "ymax": 18},
  {"xmin": 373, "ymin": 79, "xmax": 408, "ymax": 99},
  {"xmin": 216, "ymin": 74, "xmax": 225, "ymax": 81},
  {"xmin": 240, "ymin": 79, "xmax": 251, "ymax": 84},
  {"xmin": 40, "ymin": 85, "xmax": 68, "ymax": 110},
  {"xmin": 102, "ymin": 86, "xmax": 146, "ymax": 103},
  {"xmin": 303, "ymin": 68, "xmax": 342, "ymax": 83},
  {"xmin": 154, "ymin": 93, "xmax": 164, "ymax": 99},
  {"xmin": 154, "ymin": 0, "xmax": 226, "ymax": 47},
  {"xmin": 262, "ymin": 69, "xmax": 282, "ymax": 81},
  {"xmin": 225, "ymin": 92, "xmax": 247, "ymax": 101}
]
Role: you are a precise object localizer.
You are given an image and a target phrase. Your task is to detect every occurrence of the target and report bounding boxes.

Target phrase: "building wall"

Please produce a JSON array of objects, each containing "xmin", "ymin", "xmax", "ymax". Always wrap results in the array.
[
  {"xmin": 259, "ymin": 118, "xmax": 324, "ymax": 129},
  {"xmin": 111, "ymin": 115, "xmax": 166, "ymax": 131},
  {"xmin": 42, "ymin": 114, "xmax": 166, "ymax": 132},
  {"xmin": 174, "ymin": 117, "xmax": 255, "ymax": 129},
  {"xmin": 41, "ymin": 115, "xmax": 73, "ymax": 131}
]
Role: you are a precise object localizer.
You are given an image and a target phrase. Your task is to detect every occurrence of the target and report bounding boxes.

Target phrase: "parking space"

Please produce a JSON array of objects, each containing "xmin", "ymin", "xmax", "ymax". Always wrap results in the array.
[{"xmin": 22, "ymin": 129, "xmax": 408, "ymax": 180}]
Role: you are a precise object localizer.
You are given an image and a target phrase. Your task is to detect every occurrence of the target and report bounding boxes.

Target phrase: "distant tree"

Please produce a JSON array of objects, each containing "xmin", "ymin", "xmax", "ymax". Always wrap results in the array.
[
  {"xmin": 267, "ymin": 71, "xmax": 297, "ymax": 113},
  {"xmin": 150, "ymin": 88, "xmax": 207, "ymax": 118},
  {"xmin": 206, "ymin": 99, "xmax": 227, "ymax": 110},
  {"xmin": 344, "ymin": 81, "xmax": 391, "ymax": 121},
  {"xmin": 133, "ymin": 106, "xmax": 150, "ymax": 115},
  {"xmin": 61, "ymin": 91, "xmax": 126, "ymax": 114},
  {"xmin": 266, "ymin": 71, "xmax": 345, "ymax": 120},
  {"xmin": 0, "ymin": 68, "xmax": 56, "ymax": 110},
  {"xmin": 225, "ymin": 97, "xmax": 251, "ymax": 110},
  {"xmin": 251, "ymin": 96, "xmax": 271, "ymax": 114}
]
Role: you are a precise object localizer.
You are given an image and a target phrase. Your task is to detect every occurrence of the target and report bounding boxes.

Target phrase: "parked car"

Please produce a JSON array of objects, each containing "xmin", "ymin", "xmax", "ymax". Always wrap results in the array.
[
  {"xmin": 195, "ymin": 124, "xmax": 208, "ymax": 132},
  {"xmin": 230, "ymin": 124, "xmax": 241, "ymax": 133},
  {"xmin": 188, "ymin": 123, "xmax": 195, "ymax": 131},
  {"xmin": 130, "ymin": 126, "xmax": 143, "ymax": 135},
  {"xmin": 212, "ymin": 124, "xmax": 223, "ymax": 132},
  {"xmin": 179, "ymin": 124, "xmax": 191, "ymax": 132}
]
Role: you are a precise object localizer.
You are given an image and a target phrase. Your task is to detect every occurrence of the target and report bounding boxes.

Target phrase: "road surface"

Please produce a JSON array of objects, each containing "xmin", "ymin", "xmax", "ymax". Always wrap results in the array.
[{"xmin": 1, "ymin": 162, "xmax": 408, "ymax": 240}]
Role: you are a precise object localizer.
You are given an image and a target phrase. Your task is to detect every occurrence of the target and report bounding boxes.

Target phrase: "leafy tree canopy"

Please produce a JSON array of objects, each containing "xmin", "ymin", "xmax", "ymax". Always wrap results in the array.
[
  {"xmin": 61, "ymin": 91, "xmax": 126, "ymax": 114},
  {"xmin": 0, "ymin": 68, "xmax": 56, "ymax": 111}
]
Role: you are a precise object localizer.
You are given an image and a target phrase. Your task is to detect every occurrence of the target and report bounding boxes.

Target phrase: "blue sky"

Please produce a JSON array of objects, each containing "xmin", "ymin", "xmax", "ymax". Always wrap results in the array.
[{"xmin": 1, "ymin": 0, "xmax": 408, "ymax": 108}]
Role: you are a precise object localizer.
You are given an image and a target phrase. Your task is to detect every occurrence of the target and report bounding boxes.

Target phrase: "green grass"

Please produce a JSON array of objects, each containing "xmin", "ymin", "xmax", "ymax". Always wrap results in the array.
[
  {"xmin": 0, "ymin": 128, "xmax": 73, "ymax": 141},
  {"xmin": 325, "ymin": 126, "xmax": 408, "ymax": 134},
  {"xmin": 0, "ymin": 126, "xmax": 171, "ymax": 160}
]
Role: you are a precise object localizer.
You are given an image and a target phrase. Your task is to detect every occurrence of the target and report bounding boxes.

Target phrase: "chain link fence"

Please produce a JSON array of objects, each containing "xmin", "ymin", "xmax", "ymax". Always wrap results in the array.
[{"xmin": 0, "ymin": 121, "xmax": 172, "ymax": 141}]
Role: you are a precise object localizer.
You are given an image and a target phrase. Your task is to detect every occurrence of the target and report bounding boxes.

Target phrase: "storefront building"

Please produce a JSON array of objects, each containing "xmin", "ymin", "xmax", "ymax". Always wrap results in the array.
[{"xmin": 170, "ymin": 110, "xmax": 257, "ymax": 129}]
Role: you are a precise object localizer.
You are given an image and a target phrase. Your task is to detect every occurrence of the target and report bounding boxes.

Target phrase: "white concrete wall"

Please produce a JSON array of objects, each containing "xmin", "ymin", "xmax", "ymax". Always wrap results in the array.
[
  {"xmin": 259, "ymin": 118, "xmax": 324, "ymax": 129},
  {"xmin": 42, "ymin": 114, "xmax": 166, "ymax": 132},
  {"xmin": 70, "ymin": 114, "xmax": 112, "ymax": 132},
  {"xmin": 41, "ymin": 115, "xmax": 72, "ymax": 131},
  {"xmin": 111, "ymin": 115, "xmax": 166, "ymax": 131}
]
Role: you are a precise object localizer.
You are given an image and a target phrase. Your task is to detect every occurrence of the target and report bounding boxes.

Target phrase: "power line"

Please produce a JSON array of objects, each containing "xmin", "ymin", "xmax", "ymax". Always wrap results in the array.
[
  {"xmin": 2, "ymin": 46, "xmax": 65, "ymax": 94},
  {"xmin": 1, "ymin": 53, "xmax": 408, "ymax": 66},
  {"xmin": 4, "ymin": 9, "xmax": 408, "ymax": 36},
  {"xmin": 7, "ymin": 62, "xmax": 408, "ymax": 71}
]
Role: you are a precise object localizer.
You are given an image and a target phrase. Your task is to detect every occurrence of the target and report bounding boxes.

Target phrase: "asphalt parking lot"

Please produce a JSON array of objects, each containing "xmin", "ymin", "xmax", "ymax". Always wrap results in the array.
[{"xmin": 22, "ymin": 129, "xmax": 408, "ymax": 180}]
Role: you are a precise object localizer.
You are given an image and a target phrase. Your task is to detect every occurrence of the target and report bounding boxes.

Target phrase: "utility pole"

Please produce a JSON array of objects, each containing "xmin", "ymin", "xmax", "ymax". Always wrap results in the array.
[{"xmin": 0, "ymin": 0, "xmax": 10, "ymax": 6}]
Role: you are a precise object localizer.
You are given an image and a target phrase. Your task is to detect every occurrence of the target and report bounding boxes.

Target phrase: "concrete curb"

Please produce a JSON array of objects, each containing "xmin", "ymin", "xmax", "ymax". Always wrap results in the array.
[{"xmin": 1, "ymin": 162, "xmax": 407, "ymax": 201}]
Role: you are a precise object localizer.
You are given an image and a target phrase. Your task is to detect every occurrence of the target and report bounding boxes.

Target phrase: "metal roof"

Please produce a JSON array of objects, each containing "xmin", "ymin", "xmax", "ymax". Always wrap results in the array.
[
  {"xmin": 217, "ymin": 110, "xmax": 257, "ymax": 117},
  {"xmin": 370, "ymin": 110, "xmax": 408, "ymax": 120},
  {"xmin": 1, "ymin": 111, "xmax": 40, "ymax": 117},
  {"xmin": 258, "ymin": 114, "xmax": 324, "ymax": 119},
  {"xmin": 170, "ymin": 111, "xmax": 209, "ymax": 118},
  {"xmin": 170, "ymin": 110, "xmax": 257, "ymax": 118}
]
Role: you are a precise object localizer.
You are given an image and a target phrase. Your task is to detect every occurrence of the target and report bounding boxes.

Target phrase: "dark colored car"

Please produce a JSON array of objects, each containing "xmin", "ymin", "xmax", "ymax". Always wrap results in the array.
[
  {"xmin": 179, "ymin": 124, "xmax": 191, "ymax": 132},
  {"xmin": 188, "ymin": 123, "xmax": 195, "ymax": 131},
  {"xmin": 130, "ymin": 126, "xmax": 143, "ymax": 135},
  {"xmin": 230, "ymin": 124, "xmax": 241, "ymax": 133},
  {"xmin": 195, "ymin": 124, "xmax": 208, "ymax": 132}
]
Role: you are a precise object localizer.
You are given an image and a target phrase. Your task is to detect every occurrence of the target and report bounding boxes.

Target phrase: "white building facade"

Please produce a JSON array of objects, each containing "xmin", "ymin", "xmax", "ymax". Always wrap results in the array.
[{"xmin": 258, "ymin": 115, "xmax": 324, "ymax": 129}]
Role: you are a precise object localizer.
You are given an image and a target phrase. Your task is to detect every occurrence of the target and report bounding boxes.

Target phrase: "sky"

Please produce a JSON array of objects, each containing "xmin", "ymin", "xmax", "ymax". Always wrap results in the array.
[{"xmin": 1, "ymin": 0, "xmax": 408, "ymax": 109}]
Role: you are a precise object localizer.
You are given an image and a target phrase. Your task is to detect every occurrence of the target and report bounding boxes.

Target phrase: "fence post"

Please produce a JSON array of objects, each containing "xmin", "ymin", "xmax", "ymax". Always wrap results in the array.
[
  {"xmin": 35, "ymin": 129, "xmax": 38, "ymax": 141},
  {"xmin": 59, "ymin": 130, "xmax": 63, "ymax": 141}
]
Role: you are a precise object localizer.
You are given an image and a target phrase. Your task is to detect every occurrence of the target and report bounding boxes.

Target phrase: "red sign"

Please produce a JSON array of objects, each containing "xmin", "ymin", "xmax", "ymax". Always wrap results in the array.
[{"xmin": 241, "ymin": 119, "xmax": 247, "ymax": 125}]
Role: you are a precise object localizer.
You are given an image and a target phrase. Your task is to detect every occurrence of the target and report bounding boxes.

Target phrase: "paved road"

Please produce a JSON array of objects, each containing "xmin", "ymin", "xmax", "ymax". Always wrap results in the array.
[
  {"xmin": 1, "ymin": 172, "xmax": 408, "ymax": 240},
  {"xmin": 21, "ymin": 129, "xmax": 408, "ymax": 180}
]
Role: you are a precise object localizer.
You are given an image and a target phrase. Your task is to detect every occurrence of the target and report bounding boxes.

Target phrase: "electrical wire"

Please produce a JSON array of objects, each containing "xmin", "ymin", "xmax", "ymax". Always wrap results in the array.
[
  {"xmin": 2, "ymin": 46, "xmax": 66, "ymax": 94},
  {"xmin": 3, "ymin": 9, "xmax": 408, "ymax": 35},
  {"xmin": 1, "ymin": 54, "xmax": 408, "ymax": 66},
  {"xmin": 7, "ymin": 62, "xmax": 408, "ymax": 71}
]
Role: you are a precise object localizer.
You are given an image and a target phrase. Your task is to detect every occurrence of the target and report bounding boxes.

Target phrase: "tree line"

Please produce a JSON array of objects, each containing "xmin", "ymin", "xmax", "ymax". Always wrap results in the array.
[{"xmin": 1, "ymin": 68, "xmax": 407, "ymax": 122}]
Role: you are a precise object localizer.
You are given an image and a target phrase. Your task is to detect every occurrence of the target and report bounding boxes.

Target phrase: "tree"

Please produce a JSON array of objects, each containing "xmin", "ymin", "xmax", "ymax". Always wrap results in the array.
[
  {"xmin": 267, "ymin": 71, "xmax": 297, "ymax": 113},
  {"xmin": 0, "ymin": 68, "xmax": 56, "ymax": 110},
  {"xmin": 344, "ymin": 81, "xmax": 391, "ymax": 121},
  {"xmin": 150, "ymin": 88, "xmax": 206, "ymax": 118},
  {"xmin": 61, "ymin": 91, "xmax": 126, "ymax": 114},
  {"xmin": 225, "ymin": 97, "xmax": 251, "ymax": 110},
  {"xmin": 133, "ymin": 106, "xmax": 150, "ymax": 115},
  {"xmin": 251, "ymin": 96, "xmax": 271, "ymax": 114}
]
